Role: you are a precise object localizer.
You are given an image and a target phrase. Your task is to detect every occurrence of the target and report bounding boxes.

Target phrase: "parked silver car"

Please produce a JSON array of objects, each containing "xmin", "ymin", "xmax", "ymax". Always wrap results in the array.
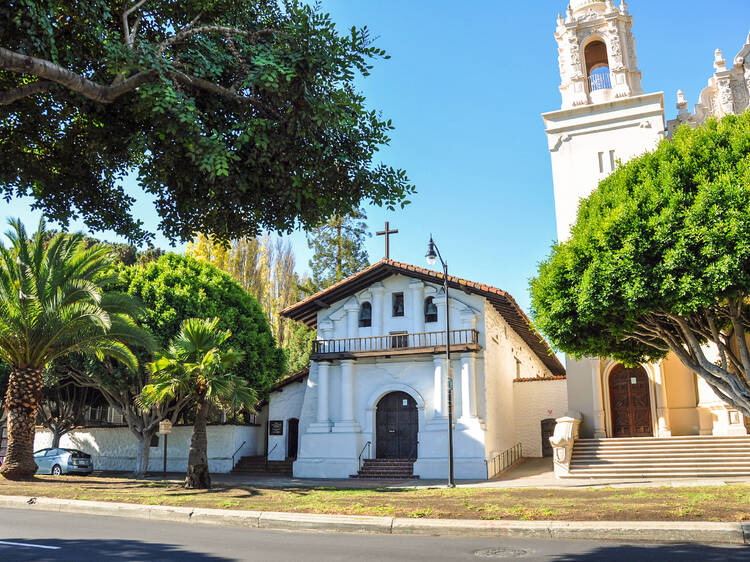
[{"xmin": 33, "ymin": 448, "xmax": 93, "ymax": 476}]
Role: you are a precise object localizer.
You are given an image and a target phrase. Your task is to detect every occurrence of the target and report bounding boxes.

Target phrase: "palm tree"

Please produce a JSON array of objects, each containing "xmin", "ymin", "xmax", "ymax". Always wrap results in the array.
[
  {"xmin": 142, "ymin": 317, "xmax": 252, "ymax": 489},
  {"xmin": 0, "ymin": 219, "xmax": 152, "ymax": 479}
]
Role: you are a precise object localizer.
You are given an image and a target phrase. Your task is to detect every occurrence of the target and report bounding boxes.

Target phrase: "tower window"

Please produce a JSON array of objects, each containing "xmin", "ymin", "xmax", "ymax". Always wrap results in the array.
[
  {"xmin": 598, "ymin": 152, "xmax": 604, "ymax": 174},
  {"xmin": 584, "ymin": 40, "xmax": 611, "ymax": 92},
  {"xmin": 358, "ymin": 302, "xmax": 372, "ymax": 328},
  {"xmin": 609, "ymin": 150, "xmax": 616, "ymax": 171},
  {"xmin": 392, "ymin": 292, "xmax": 405, "ymax": 317},
  {"xmin": 424, "ymin": 297, "xmax": 438, "ymax": 323}
]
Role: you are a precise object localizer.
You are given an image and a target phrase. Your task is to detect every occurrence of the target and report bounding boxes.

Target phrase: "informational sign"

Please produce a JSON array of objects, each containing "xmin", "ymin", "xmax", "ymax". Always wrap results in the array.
[
  {"xmin": 158, "ymin": 420, "xmax": 173, "ymax": 435},
  {"xmin": 269, "ymin": 420, "xmax": 284, "ymax": 436}
]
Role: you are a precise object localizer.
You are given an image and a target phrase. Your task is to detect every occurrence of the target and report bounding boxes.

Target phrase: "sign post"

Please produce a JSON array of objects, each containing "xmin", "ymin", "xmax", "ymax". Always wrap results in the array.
[{"xmin": 158, "ymin": 420, "xmax": 173, "ymax": 477}]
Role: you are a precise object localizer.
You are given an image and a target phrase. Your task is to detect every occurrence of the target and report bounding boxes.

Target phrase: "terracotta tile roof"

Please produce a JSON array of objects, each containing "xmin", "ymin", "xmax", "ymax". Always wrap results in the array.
[
  {"xmin": 268, "ymin": 368, "xmax": 310, "ymax": 393},
  {"xmin": 280, "ymin": 260, "xmax": 565, "ymax": 376},
  {"xmin": 514, "ymin": 375, "xmax": 567, "ymax": 383}
]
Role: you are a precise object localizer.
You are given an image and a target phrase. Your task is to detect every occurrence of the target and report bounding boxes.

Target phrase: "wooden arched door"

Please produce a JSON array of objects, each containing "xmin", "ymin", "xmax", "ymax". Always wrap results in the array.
[
  {"xmin": 376, "ymin": 392, "xmax": 418, "ymax": 459},
  {"xmin": 609, "ymin": 365, "xmax": 653, "ymax": 438}
]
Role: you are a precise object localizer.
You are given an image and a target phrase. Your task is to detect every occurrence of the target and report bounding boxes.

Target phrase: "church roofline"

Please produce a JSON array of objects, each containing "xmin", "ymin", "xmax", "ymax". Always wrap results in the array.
[{"xmin": 280, "ymin": 259, "xmax": 565, "ymax": 376}]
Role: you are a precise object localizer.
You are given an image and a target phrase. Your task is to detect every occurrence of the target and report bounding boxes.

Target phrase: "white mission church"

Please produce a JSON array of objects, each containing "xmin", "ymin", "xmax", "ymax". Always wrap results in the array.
[{"xmin": 270, "ymin": 259, "xmax": 567, "ymax": 480}]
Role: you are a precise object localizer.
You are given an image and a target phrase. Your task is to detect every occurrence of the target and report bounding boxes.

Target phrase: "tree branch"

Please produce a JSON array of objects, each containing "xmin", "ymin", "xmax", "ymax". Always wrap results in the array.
[
  {"xmin": 158, "ymin": 26, "xmax": 277, "ymax": 56},
  {"xmin": 0, "ymin": 80, "xmax": 52, "ymax": 105},
  {"xmin": 0, "ymin": 47, "xmax": 156, "ymax": 103}
]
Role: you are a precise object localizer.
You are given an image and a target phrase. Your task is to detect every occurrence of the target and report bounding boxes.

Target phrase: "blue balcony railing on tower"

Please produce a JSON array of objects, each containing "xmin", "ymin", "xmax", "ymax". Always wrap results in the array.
[{"xmin": 589, "ymin": 67, "xmax": 612, "ymax": 92}]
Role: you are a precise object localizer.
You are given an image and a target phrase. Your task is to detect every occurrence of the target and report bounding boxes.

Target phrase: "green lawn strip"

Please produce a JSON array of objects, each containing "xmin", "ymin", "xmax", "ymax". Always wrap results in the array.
[{"xmin": 1, "ymin": 477, "xmax": 749, "ymax": 521}]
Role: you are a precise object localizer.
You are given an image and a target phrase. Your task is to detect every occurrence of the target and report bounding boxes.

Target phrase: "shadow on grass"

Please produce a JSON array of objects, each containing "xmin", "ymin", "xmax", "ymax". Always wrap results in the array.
[
  {"xmin": 554, "ymin": 543, "xmax": 750, "ymax": 562},
  {"xmin": 0, "ymin": 538, "xmax": 230, "ymax": 561}
]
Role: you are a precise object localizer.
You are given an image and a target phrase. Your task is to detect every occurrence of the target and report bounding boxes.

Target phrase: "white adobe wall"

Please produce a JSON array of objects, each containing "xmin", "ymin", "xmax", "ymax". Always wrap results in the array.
[
  {"xmin": 267, "ymin": 377, "xmax": 307, "ymax": 461},
  {"xmin": 513, "ymin": 379, "xmax": 568, "ymax": 458},
  {"xmin": 482, "ymin": 302, "xmax": 556, "ymax": 464},
  {"xmin": 33, "ymin": 425, "xmax": 261, "ymax": 474}
]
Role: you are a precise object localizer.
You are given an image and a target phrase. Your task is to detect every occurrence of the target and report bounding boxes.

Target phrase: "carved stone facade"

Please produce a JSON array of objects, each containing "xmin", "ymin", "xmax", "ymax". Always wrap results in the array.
[
  {"xmin": 556, "ymin": 0, "xmax": 643, "ymax": 109},
  {"xmin": 667, "ymin": 32, "xmax": 750, "ymax": 137}
]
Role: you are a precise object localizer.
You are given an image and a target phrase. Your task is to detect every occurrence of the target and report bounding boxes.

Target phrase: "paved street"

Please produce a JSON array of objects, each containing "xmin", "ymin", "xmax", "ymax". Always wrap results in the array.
[{"xmin": 0, "ymin": 508, "xmax": 748, "ymax": 561}]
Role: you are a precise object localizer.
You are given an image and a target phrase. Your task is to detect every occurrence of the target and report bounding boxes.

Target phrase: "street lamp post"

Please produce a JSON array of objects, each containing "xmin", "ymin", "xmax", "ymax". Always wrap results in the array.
[{"xmin": 425, "ymin": 235, "xmax": 455, "ymax": 488}]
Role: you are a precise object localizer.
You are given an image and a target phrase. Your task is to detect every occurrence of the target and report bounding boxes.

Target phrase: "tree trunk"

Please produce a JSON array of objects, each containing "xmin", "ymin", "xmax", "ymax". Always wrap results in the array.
[
  {"xmin": 51, "ymin": 430, "xmax": 62, "ymax": 449},
  {"xmin": 133, "ymin": 431, "xmax": 154, "ymax": 479},
  {"xmin": 185, "ymin": 399, "xmax": 211, "ymax": 489},
  {"xmin": 1, "ymin": 368, "xmax": 43, "ymax": 480}
]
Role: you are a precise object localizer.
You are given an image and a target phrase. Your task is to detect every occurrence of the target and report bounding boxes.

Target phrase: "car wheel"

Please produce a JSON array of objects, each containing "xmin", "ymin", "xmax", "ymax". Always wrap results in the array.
[{"xmin": 51, "ymin": 465, "xmax": 62, "ymax": 476}]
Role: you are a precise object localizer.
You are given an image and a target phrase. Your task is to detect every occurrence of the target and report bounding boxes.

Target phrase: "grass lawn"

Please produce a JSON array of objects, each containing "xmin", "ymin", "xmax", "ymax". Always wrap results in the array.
[{"xmin": 1, "ymin": 475, "xmax": 749, "ymax": 522}]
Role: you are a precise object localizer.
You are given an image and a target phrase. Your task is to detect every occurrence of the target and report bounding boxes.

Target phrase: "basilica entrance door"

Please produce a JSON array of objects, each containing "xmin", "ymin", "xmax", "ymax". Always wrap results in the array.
[
  {"xmin": 609, "ymin": 365, "xmax": 653, "ymax": 438},
  {"xmin": 376, "ymin": 392, "xmax": 418, "ymax": 459}
]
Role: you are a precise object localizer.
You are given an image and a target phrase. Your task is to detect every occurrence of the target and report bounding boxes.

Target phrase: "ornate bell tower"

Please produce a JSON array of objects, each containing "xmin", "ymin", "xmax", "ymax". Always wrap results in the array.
[
  {"xmin": 543, "ymin": 0, "xmax": 665, "ymax": 243},
  {"xmin": 556, "ymin": 0, "xmax": 644, "ymax": 108},
  {"xmin": 542, "ymin": 2, "xmax": 666, "ymax": 440}
]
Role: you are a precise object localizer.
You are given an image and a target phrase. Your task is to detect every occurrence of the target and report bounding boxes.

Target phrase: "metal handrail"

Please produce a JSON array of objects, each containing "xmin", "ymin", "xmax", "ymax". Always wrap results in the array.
[
  {"xmin": 589, "ymin": 69, "xmax": 612, "ymax": 92},
  {"xmin": 231, "ymin": 441, "xmax": 247, "ymax": 468},
  {"xmin": 312, "ymin": 329, "xmax": 479, "ymax": 356},
  {"xmin": 265, "ymin": 443, "xmax": 278, "ymax": 470},
  {"xmin": 358, "ymin": 441, "xmax": 372, "ymax": 472},
  {"xmin": 488, "ymin": 443, "xmax": 523, "ymax": 478}
]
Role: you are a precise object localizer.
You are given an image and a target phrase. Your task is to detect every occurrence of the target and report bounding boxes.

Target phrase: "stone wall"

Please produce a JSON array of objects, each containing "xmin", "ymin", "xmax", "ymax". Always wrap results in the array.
[
  {"xmin": 513, "ymin": 378, "xmax": 568, "ymax": 458},
  {"xmin": 33, "ymin": 425, "xmax": 262, "ymax": 474}
]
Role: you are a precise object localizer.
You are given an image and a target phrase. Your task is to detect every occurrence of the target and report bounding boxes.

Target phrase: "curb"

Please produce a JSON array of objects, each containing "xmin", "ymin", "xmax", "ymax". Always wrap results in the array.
[{"xmin": 0, "ymin": 495, "xmax": 747, "ymax": 545}]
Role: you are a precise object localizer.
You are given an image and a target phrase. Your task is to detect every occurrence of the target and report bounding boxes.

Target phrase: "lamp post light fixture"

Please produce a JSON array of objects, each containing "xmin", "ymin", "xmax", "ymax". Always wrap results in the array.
[{"xmin": 425, "ymin": 235, "xmax": 455, "ymax": 488}]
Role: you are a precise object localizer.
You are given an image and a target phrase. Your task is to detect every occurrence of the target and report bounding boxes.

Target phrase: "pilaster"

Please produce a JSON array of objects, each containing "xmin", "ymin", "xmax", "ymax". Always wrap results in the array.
[{"xmin": 333, "ymin": 360, "xmax": 361, "ymax": 433}]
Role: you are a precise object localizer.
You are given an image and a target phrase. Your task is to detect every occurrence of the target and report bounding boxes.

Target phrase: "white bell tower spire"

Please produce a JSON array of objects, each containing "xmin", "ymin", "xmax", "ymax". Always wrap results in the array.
[{"xmin": 556, "ymin": 0, "xmax": 643, "ymax": 109}]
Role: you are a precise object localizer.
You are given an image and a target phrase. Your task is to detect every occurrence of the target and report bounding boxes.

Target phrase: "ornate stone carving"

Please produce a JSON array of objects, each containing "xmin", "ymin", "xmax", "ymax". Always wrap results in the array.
[{"xmin": 717, "ymin": 77, "xmax": 735, "ymax": 116}]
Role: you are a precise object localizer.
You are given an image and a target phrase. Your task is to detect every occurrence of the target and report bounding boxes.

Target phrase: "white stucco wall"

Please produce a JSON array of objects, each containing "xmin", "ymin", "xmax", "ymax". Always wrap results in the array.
[
  {"xmin": 33, "ymin": 425, "xmax": 261, "ymax": 474},
  {"xmin": 512, "ymin": 379, "xmax": 568, "ymax": 458},
  {"xmin": 267, "ymin": 377, "xmax": 307, "ymax": 461}
]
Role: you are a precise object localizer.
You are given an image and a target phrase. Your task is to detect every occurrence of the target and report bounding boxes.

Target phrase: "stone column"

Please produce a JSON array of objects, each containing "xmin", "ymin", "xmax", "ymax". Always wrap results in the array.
[
  {"xmin": 344, "ymin": 301, "xmax": 359, "ymax": 350},
  {"xmin": 334, "ymin": 360, "xmax": 360, "ymax": 433},
  {"xmin": 459, "ymin": 354, "xmax": 478, "ymax": 420},
  {"xmin": 370, "ymin": 283, "xmax": 385, "ymax": 338},
  {"xmin": 307, "ymin": 361, "xmax": 331, "ymax": 432},
  {"xmin": 591, "ymin": 359, "xmax": 606, "ymax": 438},
  {"xmin": 653, "ymin": 362, "xmax": 672, "ymax": 438},
  {"xmin": 409, "ymin": 280, "xmax": 425, "ymax": 339},
  {"xmin": 432, "ymin": 356, "xmax": 447, "ymax": 419}
]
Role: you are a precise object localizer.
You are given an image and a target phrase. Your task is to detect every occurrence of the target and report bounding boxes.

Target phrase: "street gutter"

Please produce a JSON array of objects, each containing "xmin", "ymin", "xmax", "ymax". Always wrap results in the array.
[{"xmin": 0, "ymin": 494, "xmax": 747, "ymax": 545}]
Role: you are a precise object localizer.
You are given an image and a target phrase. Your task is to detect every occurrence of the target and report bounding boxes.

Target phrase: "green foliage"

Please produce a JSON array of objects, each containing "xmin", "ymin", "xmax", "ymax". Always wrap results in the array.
[
  {"xmin": 531, "ymin": 112, "xmax": 750, "ymax": 413},
  {"xmin": 306, "ymin": 209, "xmax": 370, "ymax": 292},
  {"xmin": 0, "ymin": 218, "xmax": 153, "ymax": 372},
  {"xmin": 142, "ymin": 317, "xmax": 255, "ymax": 410},
  {"xmin": 0, "ymin": 1, "xmax": 414, "ymax": 244},
  {"xmin": 285, "ymin": 320, "xmax": 316, "ymax": 375},
  {"xmin": 114, "ymin": 253, "xmax": 284, "ymax": 393}
]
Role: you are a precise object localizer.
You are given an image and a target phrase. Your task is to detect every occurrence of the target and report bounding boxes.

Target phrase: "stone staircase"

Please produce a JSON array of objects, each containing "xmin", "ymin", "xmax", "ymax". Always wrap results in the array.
[
  {"xmin": 350, "ymin": 459, "xmax": 418, "ymax": 480},
  {"xmin": 231, "ymin": 455, "xmax": 294, "ymax": 476},
  {"xmin": 565, "ymin": 435, "xmax": 750, "ymax": 478}
]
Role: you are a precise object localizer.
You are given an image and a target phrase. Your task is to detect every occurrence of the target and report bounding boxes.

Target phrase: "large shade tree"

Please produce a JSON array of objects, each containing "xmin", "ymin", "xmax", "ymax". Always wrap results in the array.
[
  {"xmin": 531, "ymin": 112, "xmax": 750, "ymax": 417},
  {"xmin": 142, "ymin": 317, "xmax": 252, "ymax": 489},
  {"xmin": 0, "ymin": 0, "xmax": 413, "ymax": 244},
  {"xmin": 0, "ymin": 220, "xmax": 150, "ymax": 479},
  {"xmin": 67, "ymin": 253, "xmax": 284, "ymax": 476}
]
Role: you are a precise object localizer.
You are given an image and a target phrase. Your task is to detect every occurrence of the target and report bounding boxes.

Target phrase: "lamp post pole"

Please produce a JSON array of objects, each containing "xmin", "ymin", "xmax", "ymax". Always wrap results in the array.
[{"xmin": 426, "ymin": 236, "xmax": 455, "ymax": 488}]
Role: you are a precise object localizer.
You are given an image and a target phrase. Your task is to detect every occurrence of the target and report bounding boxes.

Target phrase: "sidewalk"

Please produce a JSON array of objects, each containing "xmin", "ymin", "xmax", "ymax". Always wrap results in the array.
[{"xmin": 1, "ymin": 494, "xmax": 748, "ymax": 545}]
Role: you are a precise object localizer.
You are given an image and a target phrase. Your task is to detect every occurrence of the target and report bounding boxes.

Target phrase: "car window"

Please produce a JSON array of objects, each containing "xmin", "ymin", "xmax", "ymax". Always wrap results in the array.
[
  {"xmin": 46, "ymin": 449, "xmax": 61, "ymax": 456},
  {"xmin": 34, "ymin": 449, "xmax": 49, "ymax": 457}
]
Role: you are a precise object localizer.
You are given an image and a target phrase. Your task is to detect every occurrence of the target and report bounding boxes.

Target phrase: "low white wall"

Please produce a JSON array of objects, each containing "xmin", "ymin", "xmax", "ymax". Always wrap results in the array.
[
  {"xmin": 33, "ymin": 425, "xmax": 262, "ymax": 474},
  {"xmin": 267, "ymin": 378, "xmax": 307, "ymax": 461},
  {"xmin": 513, "ymin": 379, "xmax": 568, "ymax": 458}
]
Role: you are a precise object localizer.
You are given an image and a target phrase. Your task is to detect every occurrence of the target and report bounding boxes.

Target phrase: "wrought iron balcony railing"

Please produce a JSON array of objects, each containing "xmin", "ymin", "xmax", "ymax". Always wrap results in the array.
[
  {"xmin": 589, "ymin": 70, "xmax": 612, "ymax": 92},
  {"xmin": 311, "ymin": 329, "xmax": 480, "ymax": 359}
]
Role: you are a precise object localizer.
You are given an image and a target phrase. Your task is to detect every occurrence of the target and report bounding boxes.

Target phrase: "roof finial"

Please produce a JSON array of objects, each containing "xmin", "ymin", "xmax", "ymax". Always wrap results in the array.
[
  {"xmin": 620, "ymin": 0, "xmax": 629, "ymax": 15},
  {"xmin": 714, "ymin": 48, "xmax": 726, "ymax": 71}
]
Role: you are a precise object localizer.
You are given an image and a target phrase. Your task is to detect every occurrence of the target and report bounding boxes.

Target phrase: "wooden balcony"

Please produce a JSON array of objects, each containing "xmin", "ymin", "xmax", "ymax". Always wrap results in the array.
[{"xmin": 311, "ymin": 329, "xmax": 481, "ymax": 361}]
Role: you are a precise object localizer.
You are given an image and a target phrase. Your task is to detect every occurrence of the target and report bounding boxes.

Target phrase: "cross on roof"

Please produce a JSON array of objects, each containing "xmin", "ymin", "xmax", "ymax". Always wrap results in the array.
[{"xmin": 376, "ymin": 221, "xmax": 399, "ymax": 260}]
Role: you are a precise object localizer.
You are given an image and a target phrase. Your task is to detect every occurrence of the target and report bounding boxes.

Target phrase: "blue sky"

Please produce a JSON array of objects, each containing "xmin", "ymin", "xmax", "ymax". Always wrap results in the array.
[{"xmin": 4, "ymin": 1, "xmax": 749, "ymax": 316}]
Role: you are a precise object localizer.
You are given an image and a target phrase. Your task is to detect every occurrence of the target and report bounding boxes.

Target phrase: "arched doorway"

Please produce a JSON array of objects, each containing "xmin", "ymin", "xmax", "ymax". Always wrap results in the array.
[
  {"xmin": 376, "ymin": 392, "xmax": 418, "ymax": 459},
  {"xmin": 609, "ymin": 365, "xmax": 653, "ymax": 438},
  {"xmin": 541, "ymin": 419, "xmax": 556, "ymax": 457}
]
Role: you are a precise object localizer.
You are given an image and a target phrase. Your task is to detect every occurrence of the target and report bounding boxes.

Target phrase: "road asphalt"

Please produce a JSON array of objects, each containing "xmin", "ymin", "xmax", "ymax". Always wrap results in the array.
[{"xmin": 1, "ymin": 509, "xmax": 749, "ymax": 561}]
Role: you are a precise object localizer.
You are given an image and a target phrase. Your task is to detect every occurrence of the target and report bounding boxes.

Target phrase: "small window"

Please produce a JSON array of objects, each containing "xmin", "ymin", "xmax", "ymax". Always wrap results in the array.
[
  {"xmin": 359, "ymin": 302, "xmax": 372, "ymax": 328},
  {"xmin": 609, "ymin": 150, "xmax": 616, "ymax": 172},
  {"xmin": 515, "ymin": 358, "xmax": 522, "ymax": 380},
  {"xmin": 598, "ymin": 152, "xmax": 604, "ymax": 174},
  {"xmin": 424, "ymin": 297, "xmax": 438, "ymax": 323},
  {"xmin": 392, "ymin": 292, "xmax": 404, "ymax": 317}
]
